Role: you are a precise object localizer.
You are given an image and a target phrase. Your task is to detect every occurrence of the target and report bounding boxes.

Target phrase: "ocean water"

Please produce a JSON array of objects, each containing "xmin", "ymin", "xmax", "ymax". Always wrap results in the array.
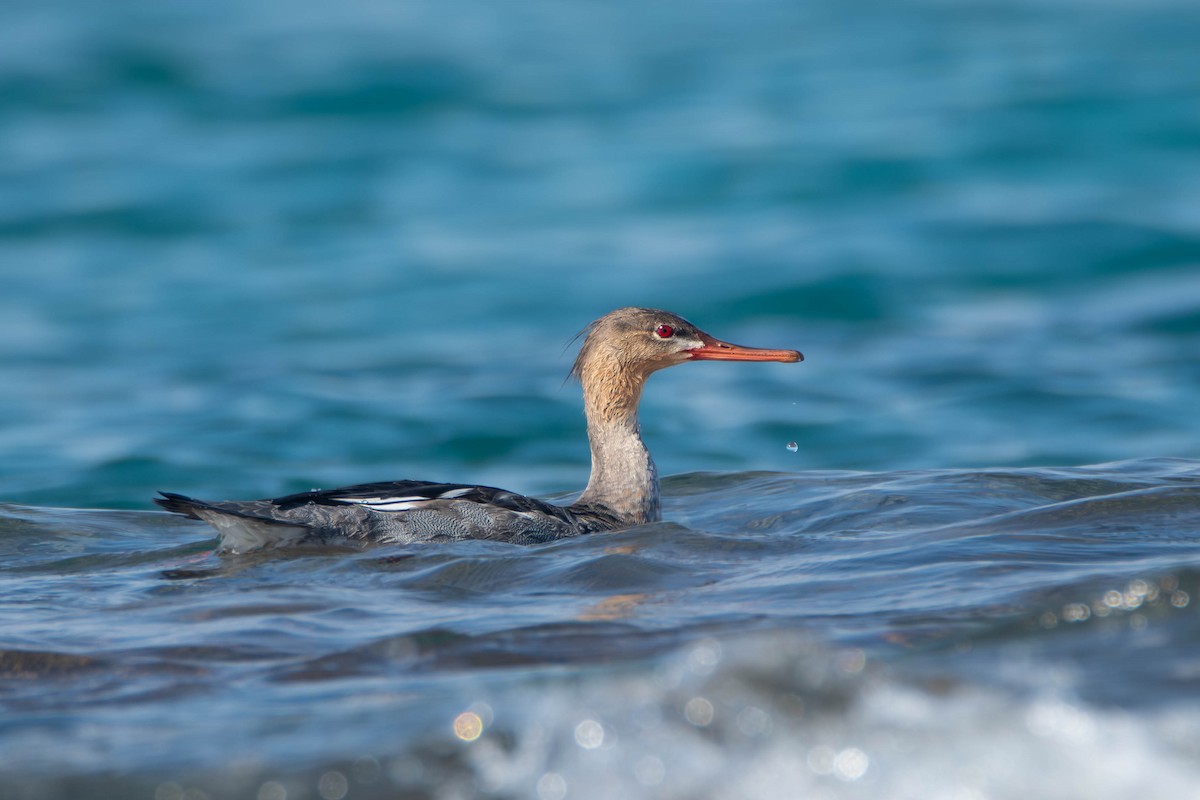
[{"xmin": 3, "ymin": 0, "xmax": 1200, "ymax": 797}]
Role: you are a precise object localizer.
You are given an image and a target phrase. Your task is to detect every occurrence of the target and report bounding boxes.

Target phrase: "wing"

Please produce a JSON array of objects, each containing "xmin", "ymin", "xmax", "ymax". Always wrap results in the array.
[{"xmin": 270, "ymin": 479, "xmax": 577, "ymax": 521}]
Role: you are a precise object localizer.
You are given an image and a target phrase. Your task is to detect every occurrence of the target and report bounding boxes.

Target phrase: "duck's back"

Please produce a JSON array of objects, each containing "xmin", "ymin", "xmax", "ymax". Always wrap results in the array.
[{"xmin": 156, "ymin": 480, "xmax": 618, "ymax": 552}]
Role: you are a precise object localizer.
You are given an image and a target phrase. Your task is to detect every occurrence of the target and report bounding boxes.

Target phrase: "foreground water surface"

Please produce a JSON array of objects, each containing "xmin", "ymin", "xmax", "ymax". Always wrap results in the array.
[{"xmin": 4, "ymin": 459, "xmax": 1200, "ymax": 799}]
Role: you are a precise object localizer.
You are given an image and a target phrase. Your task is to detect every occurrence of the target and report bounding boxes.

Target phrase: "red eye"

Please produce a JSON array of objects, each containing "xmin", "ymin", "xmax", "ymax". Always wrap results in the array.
[{"xmin": 655, "ymin": 324, "xmax": 674, "ymax": 338}]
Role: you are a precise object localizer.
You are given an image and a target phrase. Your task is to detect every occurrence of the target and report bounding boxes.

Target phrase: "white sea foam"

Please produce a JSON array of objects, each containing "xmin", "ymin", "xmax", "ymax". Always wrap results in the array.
[{"xmin": 456, "ymin": 633, "xmax": 1200, "ymax": 800}]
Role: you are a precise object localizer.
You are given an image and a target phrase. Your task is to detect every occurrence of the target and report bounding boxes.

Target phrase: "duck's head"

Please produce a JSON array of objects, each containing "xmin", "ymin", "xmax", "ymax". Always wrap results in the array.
[{"xmin": 572, "ymin": 307, "xmax": 803, "ymax": 382}]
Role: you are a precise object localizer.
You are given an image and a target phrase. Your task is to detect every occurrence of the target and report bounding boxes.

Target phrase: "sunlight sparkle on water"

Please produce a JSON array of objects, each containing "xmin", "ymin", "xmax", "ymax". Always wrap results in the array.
[
  {"xmin": 257, "ymin": 782, "xmax": 286, "ymax": 800},
  {"xmin": 833, "ymin": 748, "xmax": 870, "ymax": 781},
  {"xmin": 684, "ymin": 696, "xmax": 715, "ymax": 727},
  {"xmin": 317, "ymin": 771, "xmax": 348, "ymax": 800},
  {"xmin": 634, "ymin": 755, "xmax": 666, "ymax": 787},
  {"xmin": 687, "ymin": 638, "xmax": 723, "ymax": 675},
  {"xmin": 1060, "ymin": 577, "xmax": 1189, "ymax": 626},
  {"xmin": 536, "ymin": 772, "xmax": 567, "ymax": 800},
  {"xmin": 574, "ymin": 719, "xmax": 605, "ymax": 749},
  {"xmin": 453, "ymin": 712, "xmax": 484, "ymax": 742},
  {"xmin": 735, "ymin": 705, "xmax": 773, "ymax": 737},
  {"xmin": 807, "ymin": 746, "xmax": 870, "ymax": 781},
  {"xmin": 836, "ymin": 648, "xmax": 867, "ymax": 674}
]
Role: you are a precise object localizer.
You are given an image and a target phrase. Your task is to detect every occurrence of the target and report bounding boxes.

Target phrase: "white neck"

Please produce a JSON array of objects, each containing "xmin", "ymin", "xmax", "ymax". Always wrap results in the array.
[{"xmin": 570, "ymin": 365, "xmax": 661, "ymax": 525}]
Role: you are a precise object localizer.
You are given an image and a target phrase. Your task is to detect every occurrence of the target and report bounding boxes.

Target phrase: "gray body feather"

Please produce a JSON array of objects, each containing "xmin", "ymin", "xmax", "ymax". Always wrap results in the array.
[{"xmin": 155, "ymin": 482, "xmax": 622, "ymax": 553}]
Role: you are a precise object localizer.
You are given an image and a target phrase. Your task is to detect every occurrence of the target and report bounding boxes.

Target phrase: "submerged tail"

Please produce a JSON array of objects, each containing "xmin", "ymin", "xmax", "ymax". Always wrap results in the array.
[
  {"xmin": 154, "ymin": 491, "xmax": 207, "ymax": 519},
  {"xmin": 154, "ymin": 491, "xmax": 314, "ymax": 552}
]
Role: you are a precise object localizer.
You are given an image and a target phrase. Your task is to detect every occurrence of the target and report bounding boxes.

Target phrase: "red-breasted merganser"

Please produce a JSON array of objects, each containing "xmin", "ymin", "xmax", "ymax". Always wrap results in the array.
[{"xmin": 155, "ymin": 307, "xmax": 802, "ymax": 552}]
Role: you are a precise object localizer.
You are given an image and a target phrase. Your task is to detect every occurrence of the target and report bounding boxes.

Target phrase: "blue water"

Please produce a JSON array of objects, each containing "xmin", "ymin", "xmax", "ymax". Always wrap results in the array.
[{"xmin": 3, "ymin": 0, "xmax": 1200, "ymax": 796}]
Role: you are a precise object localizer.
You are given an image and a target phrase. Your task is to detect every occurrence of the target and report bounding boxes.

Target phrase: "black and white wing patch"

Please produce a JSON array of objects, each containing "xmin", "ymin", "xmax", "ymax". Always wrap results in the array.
[
  {"xmin": 269, "ymin": 480, "xmax": 576, "ymax": 522},
  {"xmin": 328, "ymin": 488, "xmax": 475, "ymax": 512}
]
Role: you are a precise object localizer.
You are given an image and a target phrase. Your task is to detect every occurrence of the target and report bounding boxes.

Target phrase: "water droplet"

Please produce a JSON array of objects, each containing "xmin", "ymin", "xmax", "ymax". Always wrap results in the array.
[{"xmin": 786, "ymin": 442, "xmax": 798, "ymax": 452}]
